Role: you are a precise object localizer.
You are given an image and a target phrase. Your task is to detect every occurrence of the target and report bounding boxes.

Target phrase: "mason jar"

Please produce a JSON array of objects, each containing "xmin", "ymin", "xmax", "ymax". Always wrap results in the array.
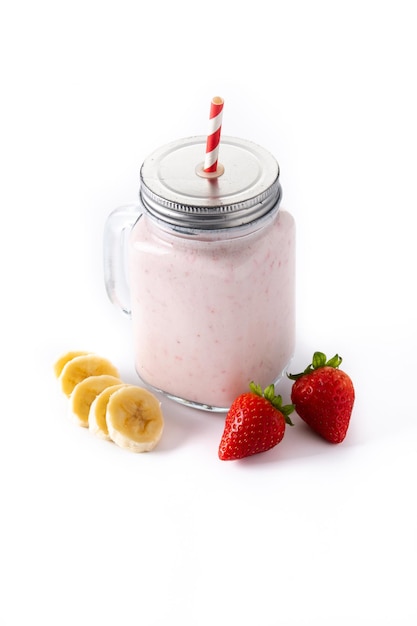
[{"xmin": 104, "ymin": 135, "xmax": 295, "ymax": 411}]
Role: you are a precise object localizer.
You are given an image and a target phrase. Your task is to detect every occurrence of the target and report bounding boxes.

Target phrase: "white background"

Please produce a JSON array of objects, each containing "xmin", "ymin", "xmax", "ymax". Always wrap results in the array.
[{"xmin": 1, "ymin": 1, "xmax": 416, "ymax": 624}]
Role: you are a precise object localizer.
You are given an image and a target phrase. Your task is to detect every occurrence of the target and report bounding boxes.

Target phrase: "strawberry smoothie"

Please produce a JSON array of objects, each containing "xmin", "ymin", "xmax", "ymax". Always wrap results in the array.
[{"xmin": 128, "ymin": 208, "xmax": 295, "ymax": 409}]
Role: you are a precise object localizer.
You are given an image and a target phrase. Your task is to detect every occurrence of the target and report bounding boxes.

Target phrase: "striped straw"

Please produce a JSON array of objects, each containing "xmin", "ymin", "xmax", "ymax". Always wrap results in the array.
[{"xmin": 203, "ymin": 96, "xmax": 224, "ymax": 173}]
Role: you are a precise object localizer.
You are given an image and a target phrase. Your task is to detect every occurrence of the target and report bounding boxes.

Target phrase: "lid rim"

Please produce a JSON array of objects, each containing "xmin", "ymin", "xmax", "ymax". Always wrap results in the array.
[{"xmin": 140, "ymin": 181, "xmax": 282, "ymax": 230}]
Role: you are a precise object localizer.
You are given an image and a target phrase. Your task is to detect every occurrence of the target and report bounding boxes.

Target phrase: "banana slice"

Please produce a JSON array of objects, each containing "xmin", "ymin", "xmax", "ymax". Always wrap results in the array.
[
  {"xmin": 59, "ymin": 354, "xmax": 120, "ymax": 397},
  {"xmin": 88, "ymin": 383, "xmax": 130, "ymax": 440},
  {"xmin": 70, "ymin": 374, "xmax": 122, "ymax": 427},
  {"xmin": 53, "ymin": 350, "xmax": 91, "ymax": 378},
  {"xmin": 106, "ymin": 386, "xmax": 164, "ymax": 452}
]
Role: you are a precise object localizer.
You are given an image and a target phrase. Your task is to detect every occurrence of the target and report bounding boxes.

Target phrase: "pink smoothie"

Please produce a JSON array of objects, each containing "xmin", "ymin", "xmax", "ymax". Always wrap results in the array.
[{"xmin": 128, "ymin": 209, "xmax": 295, "ymax": 409}]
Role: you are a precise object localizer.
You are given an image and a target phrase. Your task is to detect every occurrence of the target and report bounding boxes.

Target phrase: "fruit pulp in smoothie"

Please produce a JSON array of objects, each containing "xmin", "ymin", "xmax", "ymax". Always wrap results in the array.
[{"xmin": 129, "ymin": 209, "xmax": 295, "ymax": 409}]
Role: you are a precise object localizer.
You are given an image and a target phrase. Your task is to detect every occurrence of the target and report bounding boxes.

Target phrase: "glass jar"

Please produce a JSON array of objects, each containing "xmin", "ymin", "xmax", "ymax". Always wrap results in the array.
[{"xmin": 104, "ymin": 136, "xmax": 295, "ymax": 411}]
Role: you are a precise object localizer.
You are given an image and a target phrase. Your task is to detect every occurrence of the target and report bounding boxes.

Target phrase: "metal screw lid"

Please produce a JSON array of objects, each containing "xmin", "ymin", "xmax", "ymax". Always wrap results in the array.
[{"xmin": 139, "ymin": 136, "xmax": 282, "ymax": 229}]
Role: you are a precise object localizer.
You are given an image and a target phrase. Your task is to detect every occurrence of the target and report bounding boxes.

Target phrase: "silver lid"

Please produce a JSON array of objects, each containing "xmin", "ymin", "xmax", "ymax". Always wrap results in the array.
[{"xmin": 139, "ymin": 136, "xmax": 281, "ymax": 229}]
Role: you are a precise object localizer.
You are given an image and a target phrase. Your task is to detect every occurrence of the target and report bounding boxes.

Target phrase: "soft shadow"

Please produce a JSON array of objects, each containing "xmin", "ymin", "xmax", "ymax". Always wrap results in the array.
[
  {"xmin": 230, "ymin": 417, "xmax": 336, "ymax": 468},
  {"xmin": 156, "ymin": 395, "xmax": 226, "ymax": 452}
]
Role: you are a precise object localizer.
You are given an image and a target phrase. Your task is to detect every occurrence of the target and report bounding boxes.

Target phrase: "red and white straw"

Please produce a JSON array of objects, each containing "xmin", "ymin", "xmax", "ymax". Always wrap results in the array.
[{"xmin": 203, "ymin": 96, "xmax": 224, "ymax": 173}]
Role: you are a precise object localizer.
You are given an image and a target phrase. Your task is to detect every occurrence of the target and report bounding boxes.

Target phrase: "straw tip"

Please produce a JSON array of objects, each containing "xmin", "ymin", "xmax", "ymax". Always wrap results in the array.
[{"xmin": 212, "ymin": 96, "xmax": 224, "ymax": 105}]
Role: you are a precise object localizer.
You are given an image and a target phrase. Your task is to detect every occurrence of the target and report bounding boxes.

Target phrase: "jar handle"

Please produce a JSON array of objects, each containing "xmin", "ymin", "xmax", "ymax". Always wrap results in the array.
[{"xmin": 103, "ymin": 203, "xmax": 141, "ymax": 316}]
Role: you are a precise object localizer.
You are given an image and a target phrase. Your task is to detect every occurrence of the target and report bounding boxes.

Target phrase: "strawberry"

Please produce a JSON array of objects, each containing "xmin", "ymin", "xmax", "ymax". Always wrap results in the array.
[
  {"xmin": 218, "ymin": 382, "xmax": 294, "ymax": 460},
  {"xmin": 288, "ymin": 351, "xmax": 355, "ymax": 443}
]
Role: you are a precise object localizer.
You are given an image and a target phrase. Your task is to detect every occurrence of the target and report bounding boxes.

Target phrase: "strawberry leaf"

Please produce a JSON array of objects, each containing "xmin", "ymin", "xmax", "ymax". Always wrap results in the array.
[
  {"xmin": 263, "ymin": 384, "xmax": 276, "ymax": 403},
  {"xmin": 326, "ymin": 354, "xmax": 343, "ymax": 368},
  {"xmin": 287, "ymin": 351, "xmax": 344, "ymax": 380},
  {"xmin": 249, "ymin": 381, "xmax": 263, "ymax": 397},
  {"xmin": 249, "ymin": 381, "xmax": 294, "ymax": 425},
  {"xmin": 312, "ymin": 351, "xmax": 327, "ymax": 369}
]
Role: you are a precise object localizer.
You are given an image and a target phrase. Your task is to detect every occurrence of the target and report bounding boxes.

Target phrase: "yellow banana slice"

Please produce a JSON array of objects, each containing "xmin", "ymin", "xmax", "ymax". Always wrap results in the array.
[
  {"xmin": 106, "ymin": 386, "xmax": 164, "ymax": 452},
  {"xmin": 70, "ymin": 374, "xmax": 122, "ymax": 427},
  {"xmin": 53, "ymin": 350, "xmax": 91, "ymax": 378},
  {"xmin": 59, "ymin": 354, "xmax": 120, "ymax": 397},
  {"xmin": 88, "ymin": 383, "xmax": 130, "ymax": 440}
]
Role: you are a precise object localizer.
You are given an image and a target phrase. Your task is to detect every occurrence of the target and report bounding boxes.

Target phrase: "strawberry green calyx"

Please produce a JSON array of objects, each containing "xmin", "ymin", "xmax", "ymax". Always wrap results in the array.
[
  {"xmin": 249, "ymin": 381, "xmax": 294, "ymax": 425},
  {"xmin": 287, "ymin": 351, "xmax": 343, "ymax": 381}
]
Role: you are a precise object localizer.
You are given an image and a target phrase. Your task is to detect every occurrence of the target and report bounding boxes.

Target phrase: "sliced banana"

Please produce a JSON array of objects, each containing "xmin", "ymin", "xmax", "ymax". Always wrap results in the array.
[
  {"xmin": 70, "ymin": 375, "xmax": 122, "ymax": 427},
  {"xmin": 53, "ymin": 350, "xmax": 91, "ymax": 378},
  {"xmin": 106, "ymin": 386, "xmax": 164, "ymax": 453},
  {"xmin": 59, "ymin": 354, "xmax": 120, "ymax": 397},
  {"xmin": 88, "ymin": 383, "xmax": 130, "ymax": 440}
]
